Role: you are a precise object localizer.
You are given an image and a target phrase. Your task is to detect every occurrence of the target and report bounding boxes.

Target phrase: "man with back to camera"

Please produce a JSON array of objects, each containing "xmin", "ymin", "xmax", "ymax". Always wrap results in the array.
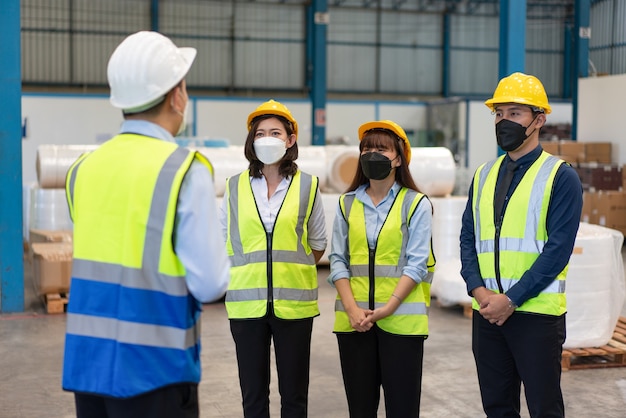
[
  {"xmin": 460, "ymin": 72, "xmax": 583, "ymax": 418},
  {"xmin": 62, "ymin": 31, "xmax": 230, "ymax": 418}
]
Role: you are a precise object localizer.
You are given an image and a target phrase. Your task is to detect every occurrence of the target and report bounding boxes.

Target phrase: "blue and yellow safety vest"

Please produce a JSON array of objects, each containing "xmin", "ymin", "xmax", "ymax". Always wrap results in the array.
[
  {"xmin": 224, "ymin": 170, "xmax": 320, "ymax": 320},
  {"xmin": 333, "ymin": 188, "xmax": 435, "ymax": 335},
  {"xmin": 62, "ymin": 133, "xmax": 213, "ymax": 398},
  {"xmin": 471, "ymin": 151, "xmax": 567, "ymax": 315}
]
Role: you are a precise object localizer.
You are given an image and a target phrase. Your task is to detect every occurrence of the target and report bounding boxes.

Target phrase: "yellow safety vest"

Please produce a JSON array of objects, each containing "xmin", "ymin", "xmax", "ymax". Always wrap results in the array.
[
  {"xmin": 333, "ymin": 188, "xmax": 435, "ymax": 335},
  {"xmin": 63, "ymin": 133, "xmax": 213, "ymax": 397},
  {"xmin": 472, "ymin": 151, "xmax": 567, "ymax": 316},
  {"xmin": 225, "ymin": 170, "xmax": 320, "ymax": 320}
]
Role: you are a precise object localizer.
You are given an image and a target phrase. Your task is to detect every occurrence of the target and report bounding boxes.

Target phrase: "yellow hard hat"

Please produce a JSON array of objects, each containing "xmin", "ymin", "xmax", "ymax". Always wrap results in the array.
[
  {"xmin": 358, "ymin": 120, "xmax": 412, "ymax": 163},
  {"xmin": 247, "ymin": 99, "xmax": 299, "ymax": 138},
  {"xmin": 484, "ymin": 72, "xmax": 551, "ymax": 114}
]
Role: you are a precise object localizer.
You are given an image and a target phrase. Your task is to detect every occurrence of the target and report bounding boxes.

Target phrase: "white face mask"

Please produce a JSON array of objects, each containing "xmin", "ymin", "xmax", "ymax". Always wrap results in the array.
[
  {"xmin": 172, "ymin": 89, "xmax": 188, "ymax": 137},
  {"xmin": 253, "ymin": 136, "xmax": 287, "ymax": 165}
]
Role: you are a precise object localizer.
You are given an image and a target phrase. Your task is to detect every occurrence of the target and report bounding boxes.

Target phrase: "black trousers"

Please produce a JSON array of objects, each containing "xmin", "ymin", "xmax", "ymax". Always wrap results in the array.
[
  {"xmin": 472, "ymin": 311, "xmax": 566, "ymax": 418},
  {"xmin": 74, "ymin": 383, "xmax": 198, "ymax": 418},
  {"xmin": 336, "ymin": 325, "xmax": 425, "ymax": 418},
  {"xmin": 230, "ymin": 314, "xmax": 314, "ymax": 418}
]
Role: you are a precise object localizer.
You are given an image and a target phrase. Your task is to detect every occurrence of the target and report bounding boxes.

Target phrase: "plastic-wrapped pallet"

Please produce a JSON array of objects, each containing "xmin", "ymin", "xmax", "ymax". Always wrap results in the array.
[
  {"xmin": 192, "ymin": 146, "xmax": 248, "ymax": 197},
  {"xmin": 409, "ymin": 147, "xmax": 456, "ymax": 197},
  {"xmin": 429, "ymin": 196, "xmax": 472, "ymax": 307},
  {"xmin": 37, "ymin": 144, "xmax": 98, "ymax": 188},
  {"xmin": 564, "ymin": 222, "xmax": 625, "ymax": 349}
]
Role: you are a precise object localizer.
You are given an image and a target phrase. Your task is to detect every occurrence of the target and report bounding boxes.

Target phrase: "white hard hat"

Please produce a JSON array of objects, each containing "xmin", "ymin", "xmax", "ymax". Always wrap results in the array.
[{"xmin": 107, "ymin": 31, "xmax": 197, "ymax": 112}]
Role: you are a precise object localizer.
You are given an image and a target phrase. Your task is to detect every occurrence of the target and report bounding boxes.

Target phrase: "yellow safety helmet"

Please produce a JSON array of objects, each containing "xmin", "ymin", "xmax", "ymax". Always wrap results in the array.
[
  {"xmin": 247, "ymin": 99, "xmax": 299, "ymax": 138},
  {"xmin": 358, "ymin": 120, "xmax": 412, "ymax": 163},
  {"xmin": 485, "ymin": 72, "xmax": 551, "ymax": 114}
]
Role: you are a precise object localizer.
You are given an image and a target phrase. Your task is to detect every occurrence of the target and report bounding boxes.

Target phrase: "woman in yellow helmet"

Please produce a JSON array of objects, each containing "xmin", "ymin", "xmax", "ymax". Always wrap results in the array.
[
  {"xmin": 328, "ymin": 120, "xmax": 435, "ymax": 417},
  {"xmin": 220, "ymin": 99, "xmax": 327, "ymax": 418}
]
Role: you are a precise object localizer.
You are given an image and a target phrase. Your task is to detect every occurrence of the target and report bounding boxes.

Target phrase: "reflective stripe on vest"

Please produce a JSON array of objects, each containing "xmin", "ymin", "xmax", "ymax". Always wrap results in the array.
[
  {"xmin": 472, "ymin": 152, "xmax": 567, "ymax": 316},
  {"xmin": 225, "ymin": 170, "xmax": 319, "ymax": 320},
  {"xmin": 333, "ymin": 188, "xmax": 435, "ymax": 336},
  {"xmin": 62, "ymin": 134, "xmax": 210, "ymax": 398}
]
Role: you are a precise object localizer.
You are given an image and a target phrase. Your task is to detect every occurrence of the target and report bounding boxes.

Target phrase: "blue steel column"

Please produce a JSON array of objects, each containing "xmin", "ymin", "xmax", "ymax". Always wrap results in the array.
[
  {"xmin": 498, "ymin": 0, "xmax": 526, "ymax": 79},
  {"xmin": 497, "ymin": 0, "xmax": 526, "ymax": 156},
  {"xmin": 150, "ymin": 0, "xmax": 159, "ymax": 31},
  {"xmin": 0, "ymin": 0, "xmax": 24, "ymax": 312},
  {"xmin": 572, "ymin": 0, "xmax": 590, "ymax": 141},
  {"xmin": 309, "ymin": 0, "xmax": 328, "ymax": 146},
  {"xmin": 442, "ymin": 12, "xmax": 451, "ymax": 97}
]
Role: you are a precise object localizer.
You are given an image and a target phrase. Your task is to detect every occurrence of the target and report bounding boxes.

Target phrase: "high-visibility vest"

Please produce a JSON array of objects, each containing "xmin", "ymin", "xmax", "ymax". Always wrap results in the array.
[
  {"xmin": 472, "ymin": 151, "xmax": 567, "ymax": 315},
  {"xmin": 225, "ymin": 170, "xmax": 320, "ymax": 320},
  {"xmin": 62, "ymin": 133, "xmax": 213, "ymax": 398},
  {"xmin": 333, "ymin": 188, "xmax": 435, "ymax": 335}
]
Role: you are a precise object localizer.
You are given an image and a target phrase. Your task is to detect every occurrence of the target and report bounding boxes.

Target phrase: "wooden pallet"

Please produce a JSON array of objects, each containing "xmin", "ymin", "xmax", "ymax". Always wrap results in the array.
[
  {"xmin": 561, "ymin": 316, "xmax": 626, "ymax": 371},
  {"xmin": 460, "ymin": 303, "xmax": 473, "ymax": 319},
  {"xmin": 43, "ymin": 293, "xmax": 69, "ymax": 314}
]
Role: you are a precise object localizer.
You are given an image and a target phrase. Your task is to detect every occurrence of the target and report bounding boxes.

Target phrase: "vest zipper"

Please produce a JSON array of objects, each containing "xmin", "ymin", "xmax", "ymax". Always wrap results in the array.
[
  {"xmin": 494, "ymin": 221, "xmax": 504, "ymax": 294},
  {"xmin": 368, "ymin": 247, "xmax": 376, "ymax": 310},
  {"xmin": 266, "ymin": 231, "xmax": 274, "ymax": 305}
]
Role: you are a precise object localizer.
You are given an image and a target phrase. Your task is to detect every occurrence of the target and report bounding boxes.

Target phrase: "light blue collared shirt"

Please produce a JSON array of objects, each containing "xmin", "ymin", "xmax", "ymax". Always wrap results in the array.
[
  {"xmin": 328, "ymin": 182, "xmax": 432, "ymax": 285},
  {"xmin": 119, "ymin": 120, "xmax": 230, "ymax": 303}
]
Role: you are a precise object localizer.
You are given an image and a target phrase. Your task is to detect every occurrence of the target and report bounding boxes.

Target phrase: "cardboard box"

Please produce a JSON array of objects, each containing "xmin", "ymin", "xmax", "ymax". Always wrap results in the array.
[
  {"xmin": 575, "ymin": 164, "xmax": 623, "ymax": 191},
  {"xmin": 31, "ymin": 242, "xmax": 72, "ymax": 295},
  {"xmin": 29, "ymin": 229, "xmax": 73, "ymax": 245},
  {"xmin": 558, "ymin": 140, "xmax": 586, "ymax": 164},
  {"xmin": 584, "ymin": 142, "xmax": 612, "ymax": 164},
  {"xmin": 580, "ymin": 191, "xmax": 598, "ymax": 224},
  {"xmin": 594, "ymin": 191, "xmax": 626, "ymax": 235},
  {"xmin": 540, "ymin": 141, "xmax": 559, "ymax": 155}
]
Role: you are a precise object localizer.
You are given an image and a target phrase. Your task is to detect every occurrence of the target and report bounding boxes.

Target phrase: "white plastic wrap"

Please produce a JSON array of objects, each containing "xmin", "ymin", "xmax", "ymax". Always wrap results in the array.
[
  {"xmin": 429, "ymin": 196, "xmax": 472, "ymax": 306},
  {"xmin": 564, "ymin": 222, "xmax": 625, "ymax": 349},
  {"xmin": 193, "ymin": 146, "xmax": 248, "ymax": 197},
  {"xmin": 324, "ymin": 145, "xmax": 360, "ymax": 193},
  {"xmin": 37, "ymin": 144, "xmax": 98, "ymax": 189},
  {"xmin": 409, "ymin": 147, "xmax": 456, "ymax": 197},
  {"xmin": 296, "ymin": 146, "xmax": 329, "ymax": 192},
  {"xmin": 30, "ymin": 187, "xmax": 73, "ymax": 231}
]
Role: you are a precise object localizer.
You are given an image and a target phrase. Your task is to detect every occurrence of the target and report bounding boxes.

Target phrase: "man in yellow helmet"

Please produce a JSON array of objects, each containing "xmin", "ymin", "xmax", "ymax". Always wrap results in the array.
[
  {"xmin": 62, "ymin": 31, "xmax": 230, "ymax": 418},
  {"xmin": 460, "ymin": 73, "xmax": 582, "ymax": 417}
]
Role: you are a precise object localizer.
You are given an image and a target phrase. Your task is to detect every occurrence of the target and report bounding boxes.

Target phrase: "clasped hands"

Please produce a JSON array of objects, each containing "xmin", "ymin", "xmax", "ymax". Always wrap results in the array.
[
  {"xmin": 473, "ymin": 287, "xmax": 515, "ymax": 326},
  {"xmin": 346, "ymin": 305, "xmax": 393, "ymax": 332}
]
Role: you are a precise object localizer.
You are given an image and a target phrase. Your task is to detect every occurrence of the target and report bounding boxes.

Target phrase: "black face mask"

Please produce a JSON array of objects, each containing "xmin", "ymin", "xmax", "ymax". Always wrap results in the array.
[
  {"xmin": 360, "ymin": 152, "xmax": 393, "ymax": 180},
  {"xmin": 495, "ymin": 116, "xmax": 538, "ymax": 152}
]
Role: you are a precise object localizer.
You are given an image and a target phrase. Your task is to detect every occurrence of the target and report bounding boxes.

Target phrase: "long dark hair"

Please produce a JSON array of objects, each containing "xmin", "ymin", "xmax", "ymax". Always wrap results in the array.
[
  {"xmin": 244, "ymin": 115, "xmax": 298, "ymax": 178},
  {"xmin": 346, "ymin": 129, "xmax": 419, "ymax": 193}
]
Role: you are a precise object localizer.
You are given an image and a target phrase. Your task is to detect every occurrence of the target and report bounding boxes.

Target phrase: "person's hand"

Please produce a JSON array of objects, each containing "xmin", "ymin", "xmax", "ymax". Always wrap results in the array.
[
  {"xmin": 360, "ymin": 304, "xmax": 393, "ymax": 328},
  {"xmin": 346, "ymin": 306, "xmax": 374, "ymax": 332},
  {"xmin": 478, "ymin": 293, "xmax": 515, "ymax": 326},
  {"xmin": 472, "ymin": 286, "xmax": 496, "ymax": 308}
]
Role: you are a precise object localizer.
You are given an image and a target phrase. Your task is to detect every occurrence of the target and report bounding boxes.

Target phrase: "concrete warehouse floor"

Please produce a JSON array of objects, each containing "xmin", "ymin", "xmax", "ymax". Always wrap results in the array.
[{"xmin": 1, "ymin": 255, "xmax": 626, "ymax": 418}]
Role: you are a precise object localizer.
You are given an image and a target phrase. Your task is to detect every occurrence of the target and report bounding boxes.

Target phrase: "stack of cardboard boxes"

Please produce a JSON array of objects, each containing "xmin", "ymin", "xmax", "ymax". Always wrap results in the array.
[
  {"xmin": 29, "ymin": 229, "xmax": 73, "ymax": 312},
  {"xmin": 540, "ymin": 140, "xmax": 626, "ymax": 236}
]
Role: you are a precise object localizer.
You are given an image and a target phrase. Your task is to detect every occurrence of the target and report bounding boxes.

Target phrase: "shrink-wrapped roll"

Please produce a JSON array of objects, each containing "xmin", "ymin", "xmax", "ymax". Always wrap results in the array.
[
  {"xmin": 30, "ymin": 187, "xmax": 73, "ymax": 232},
  {"xmin": 564, "ymin": 223, "xmax": 625, "ymax": 349},
  {"xmin": 37, "ymin": 145, "xmax": 98, "ymax": 189},
  {"xmin": 429, "ymin": 196, "xmax": 472, "ymax": 306},
  {"xmin": 193, "ymin": 146, "xmax": 248, "ymax": 197},
  {"xmin": 324, "ymin": 145, "xmax": 360, "ymax": 193},
  {"xmin": 297, "ymin": 146, "xmax": 328, "ymax": 192},
  {"xmin": 409, "ymin": 147, "xmax": 456, "ymax": 197}
]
